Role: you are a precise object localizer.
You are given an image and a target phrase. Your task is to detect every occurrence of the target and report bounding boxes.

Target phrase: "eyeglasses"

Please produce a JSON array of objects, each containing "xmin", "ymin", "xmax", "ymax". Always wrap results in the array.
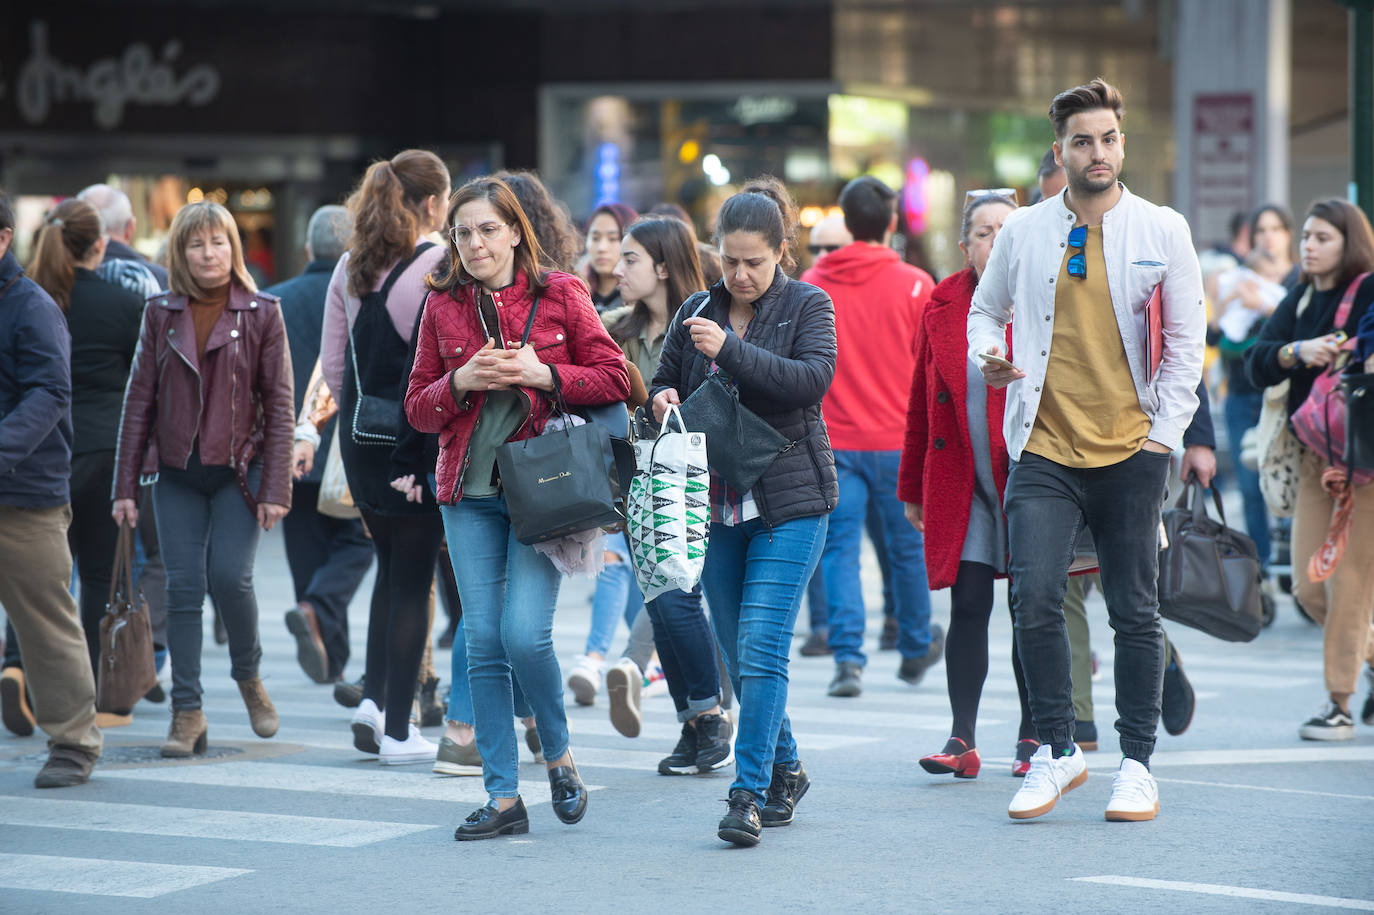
[
  {"xmin": 808, "ymin": 244, "xmax": 842, "ymax": 256},
  {"xmin": 965, "ymin": 188, "xmax": 1018, "ymax": 204},
  {"xmin": 450, "ymin": 222, "xmax": 509, "ymax": 246},
  {"xmin": 1066, "ymin": 224, "xmax": 1087, "ymax": 279}
]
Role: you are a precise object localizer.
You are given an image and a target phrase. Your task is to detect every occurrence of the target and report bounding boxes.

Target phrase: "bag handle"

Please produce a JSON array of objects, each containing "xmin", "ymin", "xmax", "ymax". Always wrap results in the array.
[
  {"xmin": 1181, "ymin": 476, "xmax": 1227, "ymax": 526},
  {"xmin": 105, "ymin": 524, "xmax": 136, "ymax": 613},
  {"xmin": 1330, "ymin": 271, "xmax": 1370, "ymax": 339}
]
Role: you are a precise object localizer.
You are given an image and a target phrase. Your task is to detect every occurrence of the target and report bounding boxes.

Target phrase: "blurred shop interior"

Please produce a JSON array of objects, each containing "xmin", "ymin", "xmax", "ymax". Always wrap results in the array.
[{"xmin": 0, "ymin": 0, "xmax": 1361, "ymax": 283}]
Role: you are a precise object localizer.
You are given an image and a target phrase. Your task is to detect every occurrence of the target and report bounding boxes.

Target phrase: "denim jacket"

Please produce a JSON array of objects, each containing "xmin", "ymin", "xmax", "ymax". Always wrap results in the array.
[{"xmin": 967, "ymin": 185, "xmax": 1206, "ymax": 459}]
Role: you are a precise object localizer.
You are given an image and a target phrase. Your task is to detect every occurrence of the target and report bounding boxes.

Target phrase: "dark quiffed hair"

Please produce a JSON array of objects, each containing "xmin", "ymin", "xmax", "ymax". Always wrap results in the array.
[
  {"xmin": 838, "ymin": 176, "xmax": 897, "ymax": 244},
  {"xmin": 608, "ymin": 217, "xmax": 706, "ymax": 346},
  {"xmin": 497, "ymin": 170, "xmax": 580, "ymax": 273},
  {"xmin": 714, "ymin": 174, "xmax": 800, "ymax": 274},
  {"xmin": 428, "ymin": 176, "xmax": 549, "ymax": 295},
  {"xmin": 1048, "ymin": 77, "xmax": 1125, "ymax": 139},
  {"xmin": 345, "ymin": 149, "xmax": 450, "ymax": 297},
  {"xmin": 29, "ymin": 198, "xmax": 104, "ymax": 312},
  {"xmin": 1301, "ymin": 198, "xmax": 1374, "ymax": 289}
]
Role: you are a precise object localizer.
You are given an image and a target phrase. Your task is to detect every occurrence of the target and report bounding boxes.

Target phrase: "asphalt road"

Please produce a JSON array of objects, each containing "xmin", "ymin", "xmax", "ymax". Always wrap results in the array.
[{"xmin": 1, "ymin": 525, "xmax": 1371, "ymax": 914}]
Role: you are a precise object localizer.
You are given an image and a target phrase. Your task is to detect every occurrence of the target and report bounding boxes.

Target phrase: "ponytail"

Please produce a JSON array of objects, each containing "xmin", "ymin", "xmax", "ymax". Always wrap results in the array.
[
  {"xmin": 345, "ymin": 149, "xmax": 450, "ymax": 298},
  {"xmin": 28, "ymin": 198, "xmax": 103, "ymax": 312}
]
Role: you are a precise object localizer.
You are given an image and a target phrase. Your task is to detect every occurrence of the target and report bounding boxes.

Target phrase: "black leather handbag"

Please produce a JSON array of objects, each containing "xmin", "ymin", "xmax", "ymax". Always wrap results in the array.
[
  {"xmin": 1343, "ymin": 370, "xmax": 1374, "ymax": 473},
  {"xmin": 496, "ymin": 412, "xmax": 623, "ymax": 545},
  {"xmin": 676, "ymin": 372, "xmax": 791, "ymax": 493},
  {"xmin": 1158, "ymin": 479, "xmax": 1263, "ymax": 642}
]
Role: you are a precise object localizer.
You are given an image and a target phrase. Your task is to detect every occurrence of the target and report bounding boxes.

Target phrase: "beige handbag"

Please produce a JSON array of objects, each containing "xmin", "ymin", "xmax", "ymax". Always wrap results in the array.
[
  {"xmin": 317, "ymin": 424, "xmax": 360, "ymax": 520},
  {"xmin": 1255, "ymin": 287, "xmax": 1313, "ymax": 518}
]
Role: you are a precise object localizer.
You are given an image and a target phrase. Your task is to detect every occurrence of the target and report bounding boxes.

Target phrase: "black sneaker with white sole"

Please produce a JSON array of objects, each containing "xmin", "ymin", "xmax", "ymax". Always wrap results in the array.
[
  {"xmin": 694, "ymin": 713, "xmax": 734, "ymax": 772},
  {"xmin": 658, "ymin": 721, "xmax": 697, "ymax": 775},
  {"xmin": 1298, "ymin": 701, "xmax": 1355, "ymax": 741}
]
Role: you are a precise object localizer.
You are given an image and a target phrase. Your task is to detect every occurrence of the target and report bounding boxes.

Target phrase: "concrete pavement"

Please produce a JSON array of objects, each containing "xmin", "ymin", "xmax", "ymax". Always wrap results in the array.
[{"xmin": 0, "ymin": 526, "xmax": 1371, "ymax": 913}]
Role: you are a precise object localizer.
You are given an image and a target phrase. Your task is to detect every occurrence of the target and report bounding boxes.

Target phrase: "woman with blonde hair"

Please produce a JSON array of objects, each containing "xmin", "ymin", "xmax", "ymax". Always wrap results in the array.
[{"xmin": 113, "ymin": 201, "xmax": 294, "ymax": 756}]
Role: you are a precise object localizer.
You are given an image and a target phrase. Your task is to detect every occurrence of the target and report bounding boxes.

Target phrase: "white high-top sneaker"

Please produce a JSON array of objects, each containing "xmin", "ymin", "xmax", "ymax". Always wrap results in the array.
[
  {"xmin": 1007, "ymin": 744, "xmax": 1087, "ymax": 820},
  {"xmin": 350, "ymin": 698, "xmax": 384, "ymax": 755},
  {"xmin": 567, "ymin": 654, "xmax": 603, "ymax": 706},
  {"xmin": 380, "ymin": 723, "xmax": 438, "ymax": 765}
]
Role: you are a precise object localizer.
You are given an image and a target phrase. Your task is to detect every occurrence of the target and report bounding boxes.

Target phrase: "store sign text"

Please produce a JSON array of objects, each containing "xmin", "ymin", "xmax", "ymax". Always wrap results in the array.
[{"xmin": 8, "ymin": 21, "xmax": 221, "ymax": 130}]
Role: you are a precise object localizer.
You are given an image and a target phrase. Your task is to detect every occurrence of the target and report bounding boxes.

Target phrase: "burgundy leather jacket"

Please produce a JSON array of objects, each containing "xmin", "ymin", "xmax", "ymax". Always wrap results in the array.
[
  {"xmin": 113, "ymin": 282, "xmax": 294, "ymax": 509},
  {"xmin": 405, "ymin": 270, "xmax": 629, "ymax": 504}
]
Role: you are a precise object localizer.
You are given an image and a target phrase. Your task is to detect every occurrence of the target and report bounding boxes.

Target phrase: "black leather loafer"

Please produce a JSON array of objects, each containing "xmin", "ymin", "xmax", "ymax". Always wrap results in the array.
[
  {"xmin": 548, "ymin": 761, "xmax": 588, "ymax": 824},
  {"xmin": 454, "ymin": 798, "xmax": 529, "ymax": 841}
]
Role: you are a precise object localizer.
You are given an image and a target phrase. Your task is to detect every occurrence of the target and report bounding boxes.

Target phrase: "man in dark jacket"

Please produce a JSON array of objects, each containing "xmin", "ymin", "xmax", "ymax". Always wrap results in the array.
[
  {"xmin": 0, "ymin": 190, "xmax": 103, "ymax": 787},
  {"xmin": 802, "ymin": 177, "xmax": 941, "ymax": 698},
  {"xmin": 265, "ymin": 205, "xmax": 372, "ymax": 684}
]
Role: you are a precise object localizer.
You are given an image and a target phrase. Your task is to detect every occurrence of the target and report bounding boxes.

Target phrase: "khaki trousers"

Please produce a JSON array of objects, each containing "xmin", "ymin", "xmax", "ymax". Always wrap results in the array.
[
  {"xmin": 0, "ymin": 504, "xmax": 102, "ymax": 755},
  {"xmin": 1292, "ymin": 448, "xmax": 1374, "ymax": 697}
]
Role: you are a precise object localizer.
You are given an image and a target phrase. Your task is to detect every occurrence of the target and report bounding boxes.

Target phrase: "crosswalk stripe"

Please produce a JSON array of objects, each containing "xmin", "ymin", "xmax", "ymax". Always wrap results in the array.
[
  {"xmin": 0, "ymin": 853, "xmax": 249, "ymax": 899},
  {"xmin": 97, "ymin": 761, "xmax": 600, "ymax": 805},
  {"xmin": 0, "ymin": 797, "xmax": 437, "ymax": 847}
]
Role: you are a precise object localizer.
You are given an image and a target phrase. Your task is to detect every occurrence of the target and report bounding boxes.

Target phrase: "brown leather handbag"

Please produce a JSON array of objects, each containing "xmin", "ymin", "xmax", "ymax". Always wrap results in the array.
[{"xmin": 97, "ymin": 525, "xmax": 158, "ymax": 714}]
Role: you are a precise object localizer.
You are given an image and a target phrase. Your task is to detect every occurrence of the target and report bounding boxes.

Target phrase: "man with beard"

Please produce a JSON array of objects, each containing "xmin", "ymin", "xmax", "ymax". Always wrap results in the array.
[{"xmin": 968, "ymin": 78, "xmax": 1205, "ymax": 823}]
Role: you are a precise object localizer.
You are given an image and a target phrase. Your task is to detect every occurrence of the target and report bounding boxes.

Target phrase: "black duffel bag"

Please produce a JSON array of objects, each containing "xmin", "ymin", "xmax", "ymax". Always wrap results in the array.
[{"xmin": 1157, "ymin": 478, "xmax": 1263, "ymax": 642}]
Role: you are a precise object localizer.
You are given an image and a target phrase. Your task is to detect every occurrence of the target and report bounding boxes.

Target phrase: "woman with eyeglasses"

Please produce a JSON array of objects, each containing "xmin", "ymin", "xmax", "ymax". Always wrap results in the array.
[
  {"xmin": 650, "ymin": 176, "xmax": 837, "ymax": 846},
  {"xmin": 406, "ymin": 176, "xmax": 628, "ymax": 839},
  {"xmin": 584, "ymin": 202, "xmax": 638, "ymax": 313},
  {"xmin": 899, "ymin": 191, "xmax": 1038, "ymax": 779},
  {"xmin": 1247, "ymin": 197, "xmax": 1374, "ymax": 741},
  {"xmin": 320, "ymin": 149, "xmax": 450, "ymax": 766}
]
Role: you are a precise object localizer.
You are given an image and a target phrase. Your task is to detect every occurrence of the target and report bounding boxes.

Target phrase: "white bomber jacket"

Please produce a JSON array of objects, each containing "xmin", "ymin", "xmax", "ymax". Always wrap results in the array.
[{"xmin": 966, "ymin": 184, "xmax": 1206, "ymax": 461}]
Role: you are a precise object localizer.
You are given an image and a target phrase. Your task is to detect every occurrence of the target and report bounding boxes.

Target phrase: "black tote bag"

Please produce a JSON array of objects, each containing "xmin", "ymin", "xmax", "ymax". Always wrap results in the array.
[
  {"xmin": 676, "ymin": 373, "xmax": 791, "ymax": 493},
  {"xmin": 496, "ymin": 415, "xmax": 623, "ymax": 545},
  {"xmin": 1157, "ymin": 479, "xmax": 1263, "ymax": 642}
]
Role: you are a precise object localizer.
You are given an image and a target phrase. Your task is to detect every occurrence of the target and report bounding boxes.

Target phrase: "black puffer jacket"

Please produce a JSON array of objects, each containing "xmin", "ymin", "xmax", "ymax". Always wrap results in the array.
[{"xmin": 651, "ymin": 268, "xmax": 838, "ymax": 526}]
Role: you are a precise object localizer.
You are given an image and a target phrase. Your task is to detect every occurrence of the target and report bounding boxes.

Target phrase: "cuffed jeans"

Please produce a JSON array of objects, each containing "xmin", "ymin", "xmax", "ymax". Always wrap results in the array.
[
  {"xmin": 702, "ymin": 514, "xmax": 827, "ymax": 804},
  {"xmin": 645, "ymin": 584, "xmax": 722, "ymax": 722},
  {"xmin": 442, "ymin": 495, "xmax": 568, "ymax": 799},
  {"xmin": 1004, "ymin": 450, "xmax": 1169, "ymax": 764},
  {"xmin": 822, "ymin": 450, "xmax": 931, "ymax": 665},
  {"xmin": 153, "ymin": 455, "xmax": 264, "ymax": 711}
]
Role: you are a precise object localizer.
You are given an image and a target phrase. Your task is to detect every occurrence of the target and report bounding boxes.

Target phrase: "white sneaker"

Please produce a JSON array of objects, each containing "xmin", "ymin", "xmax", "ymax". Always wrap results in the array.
[
  {"xmin": 1007, "ymin": 744, "xmax": 1087, "ymax": 820},
  {"xmin": 351, "ymin": 699, "xmax": 384, "ymax": 755},
  {"xmin": 606, "ymin": 658, "xmax": 643, "ymax": 738},
  {"xmin": 1105, "ymin": 757, "xmax": 1159, "ymax": 822},
  {"xmin": 567, "ymin": 655, "xmax": 602, "ymax": 706},
  {"xmin": 380, "ymin": 725, "xmax": 438, "ymax": 765}
]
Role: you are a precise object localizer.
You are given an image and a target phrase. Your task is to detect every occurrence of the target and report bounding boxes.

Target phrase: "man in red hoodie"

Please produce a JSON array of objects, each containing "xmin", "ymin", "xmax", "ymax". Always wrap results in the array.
[{"xmin": 802, "ymin": 176, "xmax": 942, "ymax": 698}]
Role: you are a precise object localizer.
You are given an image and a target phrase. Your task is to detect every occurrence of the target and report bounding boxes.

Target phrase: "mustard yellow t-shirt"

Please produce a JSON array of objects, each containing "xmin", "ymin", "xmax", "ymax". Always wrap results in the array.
[{"xmin": 1024, "ymin": 225, "xmax": 1150, "ymax": 468}]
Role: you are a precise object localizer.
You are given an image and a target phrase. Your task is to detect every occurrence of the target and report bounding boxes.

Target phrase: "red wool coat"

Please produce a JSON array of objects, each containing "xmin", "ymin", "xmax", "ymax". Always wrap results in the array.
[{"xmin": 897, "ymin": 268, "xmax": 1011, "ymax": 590}]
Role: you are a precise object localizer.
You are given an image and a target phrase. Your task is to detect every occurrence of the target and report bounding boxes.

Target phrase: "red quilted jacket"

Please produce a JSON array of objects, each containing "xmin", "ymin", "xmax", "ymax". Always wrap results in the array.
[
  {"xmin": 405, "ymin": 269, "xmax": 629, "ymax": 504},
  {"xmin": 897, "ymin": 268, "xmax": 1010, "ymax": 590}
]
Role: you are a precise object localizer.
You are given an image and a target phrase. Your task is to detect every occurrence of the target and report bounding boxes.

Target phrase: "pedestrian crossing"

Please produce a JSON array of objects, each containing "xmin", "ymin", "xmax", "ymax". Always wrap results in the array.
[{"xmin": 0, "ymin": 527, "xmax": 1358, "ymax": 907}]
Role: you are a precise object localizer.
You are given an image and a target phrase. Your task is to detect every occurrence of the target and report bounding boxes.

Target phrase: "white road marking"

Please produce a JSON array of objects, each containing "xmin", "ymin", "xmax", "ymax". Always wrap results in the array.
[
  {"xmin": 0, "ymin": 853, "xmax": 249, "ymax": 898},
  {"xmin": 0, "ymin": 797, "xmax": 438, "ymax": 847},
  {"xmin": 98, "ymin": 761, "xmax": 602, "ymax": 805},
  {"xmin": 1150, "ymin": 776, "xmax": 1374, "ymax": 802},
  {"xmin": 1150, "ymin": 745, "xmax": 1374, "ymax": 767},
  {"xmin": 1071, "ymin": 875, "xmax": 1374, "ymax": 911}
]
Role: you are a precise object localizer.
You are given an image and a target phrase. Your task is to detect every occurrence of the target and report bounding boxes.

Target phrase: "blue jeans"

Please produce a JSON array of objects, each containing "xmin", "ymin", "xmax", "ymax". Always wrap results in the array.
[
  {"xmin": 644, "ymin": 584, "xmax": 722, "ymax": 722},
  {"xmin": 441, "ymin": 496, "xmax": 567, "ymax": 800},
  {"xmin": 821, "ymin": 450, "xmax": 932, "ymax": 665},
  {"xmin": 701, "ymin": 514, "xmax": 827, "ymax": 804},
  {"xmin": 1222, "ymin": 390, "xmax": 1271, "ymax": 568},
  {"xmin": 1004, "ymin": 450, "xmax": 1170, "ymax": 764},
  {"xmin": 806, "ymin": 503, "xmax": 894, "ymax": 633},
  {"xmin": 585, "ymin": 535, "xmax": 644, "ymax": 656},
  {"xmin": 445, "ymin": 617, "xmax": 534, "ymax": 724}
]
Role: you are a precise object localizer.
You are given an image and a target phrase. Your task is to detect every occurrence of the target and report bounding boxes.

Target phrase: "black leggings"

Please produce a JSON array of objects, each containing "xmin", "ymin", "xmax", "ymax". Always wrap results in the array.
[
  {"xmin": 359, "ymin": 509, "xmax": 444, "ymax": 740},
  {"xmin": 943, "ymin": 561, "xmax": 1036, "ymax": 747}
]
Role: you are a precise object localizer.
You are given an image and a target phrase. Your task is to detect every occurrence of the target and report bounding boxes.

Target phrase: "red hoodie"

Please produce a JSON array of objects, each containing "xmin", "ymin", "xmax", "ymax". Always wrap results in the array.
[{"xmin": 801, "ymin": 242, "xmax": 933, "ymax": 451}]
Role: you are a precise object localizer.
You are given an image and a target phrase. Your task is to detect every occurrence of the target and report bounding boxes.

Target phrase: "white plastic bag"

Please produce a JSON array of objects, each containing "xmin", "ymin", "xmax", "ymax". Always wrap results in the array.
[{"xmin": 626, "ymin": 405, "xmax": 710, "ymax": 601}]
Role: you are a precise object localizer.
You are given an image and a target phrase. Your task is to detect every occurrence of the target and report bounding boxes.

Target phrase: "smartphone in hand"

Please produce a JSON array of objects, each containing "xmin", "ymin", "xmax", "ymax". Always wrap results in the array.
[{"xmin": 978, "ymin": 352, "xmax": 1018, "ymax": 371}]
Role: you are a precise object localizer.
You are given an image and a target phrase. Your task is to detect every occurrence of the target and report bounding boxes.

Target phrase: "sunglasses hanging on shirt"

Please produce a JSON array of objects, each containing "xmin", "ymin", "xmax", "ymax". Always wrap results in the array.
[{"xmin": 1067, "ymin": 224, "xmax": 1087, "ymax": 279}]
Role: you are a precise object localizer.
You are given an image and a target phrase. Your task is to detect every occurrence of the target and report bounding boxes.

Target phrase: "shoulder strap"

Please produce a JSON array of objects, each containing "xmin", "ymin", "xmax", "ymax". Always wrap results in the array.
[
  {"xmin": 690, "ymin": 291, "xmax": 711, "ymax": 319},
  {"xmin": 520, "ymin": 294, "xmax": 541, "ymax": 347},
  {"xmin": 1333, "ymin": 272, "xmax": 1372, "ymax": 332},
  {"xmin": 378, "ymin": 241, "xmax": 437, "ymax": 300}
]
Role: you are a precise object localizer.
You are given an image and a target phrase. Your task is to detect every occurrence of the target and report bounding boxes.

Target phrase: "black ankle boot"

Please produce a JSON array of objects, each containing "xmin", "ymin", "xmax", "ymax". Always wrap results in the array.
[
  {"xmin": 547, "ymin": 757, "xmax": 588, "ymax": 824},
  {"xmin": 718, "ymin": 788, "xmax": 762, "ymax": 846},
  {"xmin": 454, "ymin": 798, "xmax": 529, "ymax": 841}
]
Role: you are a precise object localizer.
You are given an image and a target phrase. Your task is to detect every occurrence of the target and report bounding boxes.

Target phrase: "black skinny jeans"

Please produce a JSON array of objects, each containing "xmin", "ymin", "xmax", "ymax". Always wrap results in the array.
[
  {"xmin": 68, "ymin": 450, "xmax": 121, "ymax": 678},
  {"xmin": 359, "ymin": 509, "xmax": 443, "ymax": 741}
]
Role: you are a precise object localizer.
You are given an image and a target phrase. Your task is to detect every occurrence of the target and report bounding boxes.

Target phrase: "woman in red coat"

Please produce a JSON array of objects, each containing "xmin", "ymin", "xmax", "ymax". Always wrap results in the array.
[{"xmin": 898, "ymin": 192, "xmax": 1037, "ymax": 778}]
